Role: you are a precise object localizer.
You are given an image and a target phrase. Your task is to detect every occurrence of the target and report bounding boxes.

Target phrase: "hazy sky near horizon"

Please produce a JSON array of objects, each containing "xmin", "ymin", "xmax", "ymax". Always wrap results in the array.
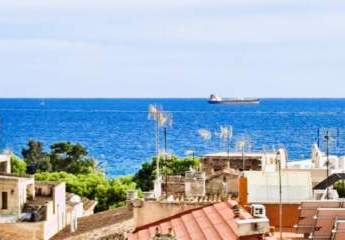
[{"xmin": 1, "ymin": 0, "xmax": 345, "ymax": 98}]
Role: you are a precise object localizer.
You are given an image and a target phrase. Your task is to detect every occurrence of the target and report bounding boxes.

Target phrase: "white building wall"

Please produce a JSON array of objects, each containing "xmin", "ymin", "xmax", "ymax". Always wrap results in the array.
[{"xmin": 244, "ymin": 171, "xmax": 313, "ymax": 203}]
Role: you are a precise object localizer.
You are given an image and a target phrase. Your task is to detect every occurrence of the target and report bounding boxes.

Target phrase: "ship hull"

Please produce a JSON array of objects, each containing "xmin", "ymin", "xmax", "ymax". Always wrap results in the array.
[{"xmin": 208, "ymin": 99, "xmax": 260, "ymax": 104}]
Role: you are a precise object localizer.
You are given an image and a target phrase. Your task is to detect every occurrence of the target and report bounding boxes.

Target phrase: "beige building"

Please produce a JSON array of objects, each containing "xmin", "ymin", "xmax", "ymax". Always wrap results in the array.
[
  {"xmin": 201, "ymin": 149, "xmax": 287, "ymax": 175},
  {"xmin": 206, "ymin": 168, "xmax": 239, "ymax": 195},
  {"xmin": 0, "ymin": 173, "xmax": 68, "ymax": 239},
  {"xmin": 0, "ymin": 157, "xmax": 96, "ymax": 240},
  {"xmin": 129, "ymin": 199, "xmax": 273, "ymax": 240},
  {"xmin": 0, "ymin": 152, "xmax": 11, "ymax": 174},
  {"xmin": 0, "ymin": 174, "xmax": 35, "ymax": 219},
  {"xmin": 161, "ymin": 169, "xmax": 239, "ymax": 198},
  {"xmin": 161, "ymin": 169, "xmax": 206, "ymax": 198}
]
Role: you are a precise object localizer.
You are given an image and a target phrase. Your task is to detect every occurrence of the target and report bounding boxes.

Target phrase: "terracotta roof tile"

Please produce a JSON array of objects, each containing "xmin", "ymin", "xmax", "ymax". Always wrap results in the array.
[
  {"xmin": 334, "ymin": 220, "xmax": 345, "ymax": 240},
  {"xmin": 128, "ymin": 234, "xmax": 138, "ymax": 240},
  {"xmin": 171, "ymin": 218, "xmax": 191, "ymax": 240},
  {"xmin": 194, "ymin": 210, "xmax": 222, "ymax": 240},
  {"xmin": 138, "ymin": 229, "xmax": 151, "ymax": 240},
  {"xmin": 129, "ymin": 201, "xmax": 268, "ymax": 240},
  {"xmin": 148, "ymin": 226, "xmax": 157, "ymax": 238},
  {"xmin": 181, "ymin": 213, "xmax": 207, "ymax": 240}
]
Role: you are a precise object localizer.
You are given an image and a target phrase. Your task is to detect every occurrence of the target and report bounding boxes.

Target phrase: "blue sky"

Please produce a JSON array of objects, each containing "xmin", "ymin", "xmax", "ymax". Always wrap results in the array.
[{"xmin": 0, "ymin": 0, "xmax": 345, "ymax": 98}]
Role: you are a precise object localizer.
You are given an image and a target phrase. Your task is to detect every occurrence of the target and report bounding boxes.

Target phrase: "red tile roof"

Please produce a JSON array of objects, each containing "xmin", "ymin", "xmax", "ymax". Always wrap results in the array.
[
  {"xmin": 334, "ymin": 220, "xmax": 345, "ymax": 240},
  {"xmin": 128, "ymin": 201, "xmax": 268, "ymax": 240}
]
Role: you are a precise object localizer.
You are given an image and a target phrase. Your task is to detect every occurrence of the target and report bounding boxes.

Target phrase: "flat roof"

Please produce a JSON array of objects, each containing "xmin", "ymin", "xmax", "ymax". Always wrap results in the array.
[
  {"xmin": 51, "ymin": 207, "xmax": 133, "ymax": 240},
  {"xmin": 0, "ymin": 154, "xmax": 10, "ymax": 162},
  {"xmin": 36, "ymin": 181, "xmax": 64, "ymax": 186},
  {"xmin": 203, "ymin": 151, "xmax": 275, "ymax": 158},
  {"xmin": 0, "ymin": 173, "xmax": 34, "ymax": 180}
]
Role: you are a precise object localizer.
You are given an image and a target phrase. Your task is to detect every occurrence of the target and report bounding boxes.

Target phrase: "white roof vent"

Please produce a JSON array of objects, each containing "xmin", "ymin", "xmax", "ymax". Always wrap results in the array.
[{"xmin": 251, "ymin": 204, "xmax": 266, "ymax": 218}]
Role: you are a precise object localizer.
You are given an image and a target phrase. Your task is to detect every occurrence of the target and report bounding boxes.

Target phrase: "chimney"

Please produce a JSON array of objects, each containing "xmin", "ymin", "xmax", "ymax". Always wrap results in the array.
[
  {"xmin": 226, "ymin": 159, "xmax": 230, "ymax": 169},
  {"xmin": 126, "ymin": 190, "xmax": 137, "ymax": 210},
  {"xmin": 210, "ymin": 167, "xmax": 215, "ymax": 175},
  {"xmin": 69, "ymin": 194, "xmax": 81, "ymax": 233},
  {"xmin": 232, "ymin": 204, "xmax": 240, "ymax": 218},
  {"xmin": 238, "ymin": 176, "xmax": 248, "ymax": 207}
]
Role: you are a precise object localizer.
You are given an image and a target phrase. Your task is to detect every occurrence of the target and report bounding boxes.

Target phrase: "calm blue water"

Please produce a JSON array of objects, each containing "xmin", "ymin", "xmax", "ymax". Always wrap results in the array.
[{"xmin": 1, "ymin": 98, "xmax": 345, "ymax": 176}]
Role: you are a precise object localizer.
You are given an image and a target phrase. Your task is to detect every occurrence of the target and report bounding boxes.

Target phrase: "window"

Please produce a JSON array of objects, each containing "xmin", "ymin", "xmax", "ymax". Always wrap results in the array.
[
  {"xmin": 37, "ymin": 188, "xmax": 42, "ymax": 196},
  {"xmin": 2, "ymin": 192, "xmax": 8, "ymax": 209}
]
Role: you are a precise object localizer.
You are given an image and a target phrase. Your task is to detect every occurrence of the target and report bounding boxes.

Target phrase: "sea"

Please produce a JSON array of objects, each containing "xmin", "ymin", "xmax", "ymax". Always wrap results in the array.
[{"xmin": 1, "ymin": 98, "xmax": 345, "ymax": 177}]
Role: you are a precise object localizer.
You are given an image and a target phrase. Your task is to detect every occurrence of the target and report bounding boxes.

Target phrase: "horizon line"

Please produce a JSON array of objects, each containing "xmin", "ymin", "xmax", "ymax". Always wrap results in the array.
[{"xmin": 1, "ymin": 97, "xmax": 345, "ymax": 100}]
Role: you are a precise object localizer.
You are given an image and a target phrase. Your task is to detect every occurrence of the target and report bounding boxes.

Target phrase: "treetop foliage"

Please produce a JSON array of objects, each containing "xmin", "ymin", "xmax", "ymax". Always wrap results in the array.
[
  {"xmin": 10, "ymin": 154, "xmax": 27, "ymax": 174},
  {"xmin": 16, "ymin": 139, "xmax": 200, "ymax": 212},
  {"xmin": 22, "ymin": 140, "xmax": 97, "ymax": 174},
  {"xmin": 133, "ymin": 155, "xmax": 200, "ymax": 191}
]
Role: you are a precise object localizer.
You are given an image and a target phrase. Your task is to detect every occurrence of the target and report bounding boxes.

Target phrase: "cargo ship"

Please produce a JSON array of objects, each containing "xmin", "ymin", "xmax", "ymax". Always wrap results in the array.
[{"xmin": 208, "ymin": 94, "xmax": 260, "ymax": 104}]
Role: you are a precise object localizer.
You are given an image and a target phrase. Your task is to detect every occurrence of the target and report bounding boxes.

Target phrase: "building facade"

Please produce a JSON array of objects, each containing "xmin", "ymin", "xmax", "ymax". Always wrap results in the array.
[{"xmin": 0, "ymin": 155, "xmax": 96, "ymax": 240}]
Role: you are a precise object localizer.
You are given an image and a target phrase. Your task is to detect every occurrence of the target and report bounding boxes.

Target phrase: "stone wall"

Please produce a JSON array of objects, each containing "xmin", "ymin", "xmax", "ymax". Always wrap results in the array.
[
  {"xmin": 162, "ymin": 176, "xmax": 185, "ymax": 195},
  {"xmin": 185, "ymin": 180, "xmax": 205, "ymax": 197},
  {"xmin": 202, "ymin": 156, "xmax": 263, "ymax": 173},
  {"xmin": 185, "ymin": 171, "xmax": 206, "ymax": 197},
  {"xmin": 206, "ymin": 175, "xmax": 238, "ymax": 195}
]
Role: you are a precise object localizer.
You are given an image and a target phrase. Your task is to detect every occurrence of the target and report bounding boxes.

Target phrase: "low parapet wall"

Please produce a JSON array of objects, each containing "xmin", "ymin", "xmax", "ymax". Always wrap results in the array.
[
  {"xmin": 0, "ymin": 221, "xmax": 45, "ymax": 240},
  {"xmin": 55, "ymin": 218, "xmax": 134, "ymax": 240},
  {"xmin": 134, "ymin": 201, "xmax": 210, "ymax": 228},
  {"xmin": 0, "ymin": 210, "xmax": 63, "ymax": 240}
]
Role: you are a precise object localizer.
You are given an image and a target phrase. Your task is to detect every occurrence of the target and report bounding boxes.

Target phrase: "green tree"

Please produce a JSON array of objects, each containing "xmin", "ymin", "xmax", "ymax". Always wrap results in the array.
[
  {"xmin": 334, "ymin": 181, "xmax": 345, "ymax": 197},
  {"xmin": 50, "ymin": 142, "xmax": 97, "ymax": 174},
  {"xmin": 133, "ymin": 162, "xmax": 156, "ymax": 191},
  {"xmin": 134, "ymin": 155, "xmax": 200, "ymax": 191},
  {"xmin": 22, "ymin": 140, "xmax": 51, "ymax": 173},
  {"xmin": 10, "ymin": 154, "xmax": 27, "ymax": 174},
  {"xmin": 107, "ymin": 176, "xmax": 137, "ymax": 208},
  {"xmin": 34, "ymin": 171, "xmax": 136, "ymax": 212},
  {"xmin": 170, "ymin": 156, "xmax": 200, "ymax": 175}
]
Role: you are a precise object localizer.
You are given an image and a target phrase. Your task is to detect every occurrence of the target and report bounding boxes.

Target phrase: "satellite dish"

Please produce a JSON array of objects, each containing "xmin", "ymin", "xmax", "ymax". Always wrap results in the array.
[{"xmin": 70, "ymin": 194, "xmax": 81, "ymax": 205}]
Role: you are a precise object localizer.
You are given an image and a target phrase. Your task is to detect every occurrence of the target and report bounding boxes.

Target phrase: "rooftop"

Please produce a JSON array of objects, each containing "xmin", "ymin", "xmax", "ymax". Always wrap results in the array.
[
  {"xmin": 65, "ymin": 192, "xmax": 97, "ymax": 211},
  {"xmin": 0, "ymin": 172, "xmax": 33, "ymax": 179},
  {"xmin": 207, "ymin": 168, "xmax": 240, "ymax": 180},
  {"xmin": 35, "ymin": 180, "xmax": 64, "ymax": 186},
  {"xmin": 51, "ymin": 207, "xmax": 133, "ymax": 240},
  {"xmin": 295, "ymin": 200, "xmax": 345, "ymax": 239},
  {"xmin": 129, "ymin": 201, "xmax": 271, "ymax": 240},
  {"xmin": 0, "ymin": 154, "xmax": 10, "ymax": 162},
  {"xmin": 27, "ymin": 196, "xmax": 52, "ymax": 205},
  {"xmin": 203, "ymin": 152, "xmax": 274, "ymax": 158}
]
